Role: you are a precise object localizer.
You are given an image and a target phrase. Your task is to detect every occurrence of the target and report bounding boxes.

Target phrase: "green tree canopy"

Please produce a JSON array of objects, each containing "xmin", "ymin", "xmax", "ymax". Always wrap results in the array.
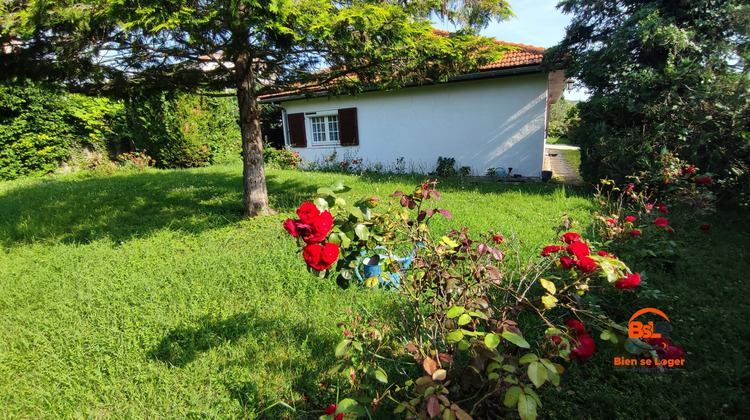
[
  {"xmin": 547, "ymin": 0, "xmax": 750, "ymax": 202},
  {"xmin": 2, "ymin": 0, "xmax": 514, "ymax": 215}
]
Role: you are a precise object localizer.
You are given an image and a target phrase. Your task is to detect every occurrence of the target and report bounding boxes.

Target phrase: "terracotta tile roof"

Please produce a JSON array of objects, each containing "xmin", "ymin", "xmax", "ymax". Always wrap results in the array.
[{"xmin": 431, "ymin": 28, "xmax": 544, "ymax": 70}]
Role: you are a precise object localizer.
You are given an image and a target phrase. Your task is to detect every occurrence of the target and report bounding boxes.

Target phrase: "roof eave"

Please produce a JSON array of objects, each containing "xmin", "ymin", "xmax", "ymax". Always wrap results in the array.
[{"xmin": 259, "ymin": 64, "xmax": 544, "ymax": 103}]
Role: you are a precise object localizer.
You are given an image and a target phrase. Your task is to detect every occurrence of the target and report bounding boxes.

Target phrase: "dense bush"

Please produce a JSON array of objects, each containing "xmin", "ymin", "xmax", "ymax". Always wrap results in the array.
[
  {"xmin": 123, "ymin": 91, "xmax": 241, "ymax": 168},
  {"xmin": 547, "ymin": 97, "xmax": 578, "ymax": 140},
  {"xmin": 550, "ymin": 0, "xmax": 750, "ymax": 206},
  {"xmin": 0, "ymin": 81, "xmax": 124, "ymax": 180}
]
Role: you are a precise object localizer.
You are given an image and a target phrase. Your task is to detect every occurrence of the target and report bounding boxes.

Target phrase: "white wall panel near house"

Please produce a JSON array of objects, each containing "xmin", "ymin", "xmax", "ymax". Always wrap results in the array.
[{"xmin": 282, "ymin": 73, "xmax": 548, "ymax": 177}]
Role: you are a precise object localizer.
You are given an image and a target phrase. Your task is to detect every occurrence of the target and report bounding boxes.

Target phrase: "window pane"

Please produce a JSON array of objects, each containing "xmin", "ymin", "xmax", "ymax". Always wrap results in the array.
[
  {"xmin": 311, "ymin": 116, "xmax": 327, "ymax": 142},
  {"xmin": 327, "ymin": 116, "xmax": 340, "ymax": 142}
]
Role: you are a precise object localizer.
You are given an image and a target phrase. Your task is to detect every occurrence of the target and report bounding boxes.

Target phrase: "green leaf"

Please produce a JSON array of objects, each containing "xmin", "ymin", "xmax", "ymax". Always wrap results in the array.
[
  {"xmin": 540, "ymin": 278, "xmax": 556, "ymax": 294},
  {"xmin": 625, "ymin": 337, "xmax": 648, "ymax": 355},
  {"xmin": 314, "ymin": 197, "xmax": 329, "ymax": 211},
  {"xmin": 457, "ymin": 313, "xmax": 472, "ymax": 326},
  {"xmin": 502, "ymin": 331, "xmax": 530, "ymax": 348},
  {"xmin": 541, "ymin": 295, "xmax": 558, "ymax": 309},
  {"xmin": 446, "ymin": 306, "xmax": 465, "ymax": 318},
  {"xmin": 467, "ymin": 310, "xmax": 489, "ymax": 320},
  {"xmin": 335, "ymin": 339, "xmax": 351, "ymax": 358},
  {"xmin": 446, "ymin": 330, "xmax": 464, "ymax": 344},
  {"xmin": 352, "ymin": 341, "xmax": 363, "ymax": 352},
  {"xmin": 327, "ymin": 363, "xmax": 343, "ymax": 375},
  {"xmin": 600, "ymin": 330, "xmax": 611, "ymax": 341},
  {"xmin": 458, "ymin": 340, "xmax": 470, "ymax": 350},
  {"xmin": 524, "ymin": 388, "xmax": 542, "ymax": 407},
  {"xmin": 519, "ymin": 353, "xmax": 538, "ymax": 364},
  {"xmin": 335, "ymin": 197, "xmax": 347, "ymax": 207},
  {"xmin": 329, "ymin": 180, "xmax": 350, "ymax": 193},
  {"xmin": 354, "ymin": 224, "xmax": 369, "ymax": 240},
  {"xmin": 517, "ymin": 394, "xmax": 538, "ymax": 420},
  {"xmin": 338, "ymin": 398, "xmax": 364, "ymax": 414},
  {"xmin": 432, "ymin": 369, "xmax": 447, "ymax": 381},
  {"xmin": 504, "ymin": 386, "xmax": 522, "ymax": 407},
  {"xmin": 365, "ymin": 276, "xmax": 379, "ymax": 288},
  {"xmin": 539, "ymin": 358, "xmax": 556, "ymax": 373},
  {"xmin": 485, "ymin": 333, "xmax": 501, "ymax": 349},
  {"xmin": 502, "ymin": 364, "xmax": 516, "ymax": 373},
  {"xmin": 527, "ymin": 361, "xmax": 548, "ymax": 388},
  {"xmin": 375, "ymin": 367, "xmax": 388, "ymax": 383},
  {"xmin": 548, "ymin": 369, "xmax": 560, "ymax": 386},
  {"xmin": 317, "ymin": 187, "xmax": 334, "ymax": 196}
]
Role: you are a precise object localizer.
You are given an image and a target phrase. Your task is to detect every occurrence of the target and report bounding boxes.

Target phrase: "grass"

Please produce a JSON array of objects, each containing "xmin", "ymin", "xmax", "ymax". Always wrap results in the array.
[
  {"xmin": 0, "ymin": 164, "xmax": 747, "ymax": 418},
  {"xmin": 545, "ymin": 137, "xmax": 572, "ymax": 145},
  {"xmin": 561, "ymin": 149, "xmax": 581, "ymax": 174}
]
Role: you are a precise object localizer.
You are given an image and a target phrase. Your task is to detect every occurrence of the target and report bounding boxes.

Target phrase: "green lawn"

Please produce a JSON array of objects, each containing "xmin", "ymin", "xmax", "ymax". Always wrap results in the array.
[{"xmin": 0, "ymin": 164, "xmax": 747, "ymax": 418}]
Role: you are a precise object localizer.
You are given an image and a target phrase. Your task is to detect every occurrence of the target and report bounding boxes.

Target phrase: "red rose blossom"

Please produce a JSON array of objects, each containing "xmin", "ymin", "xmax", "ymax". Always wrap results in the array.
[
  {"xmin": 549, "ymin": 336, "xmax": 562, "ymax": 345},
  {"xmin": 296, "ymin": 202, "xmax": 320, "ymax": 224},
  {"xmin": 323, "ymin": 404, "xmax": 337, "ymax": 415},
  {"xmin": 570, "ymin": 334, "xmax": 595, "ymax": 360},
  {"xmin": 624, "ymin": 216, "xmax": 636, "ymax": 222},
  {"xmin": 654, "ymin": 217, "xmax": 669, "ymax": 227},
  {"xmin": 334, "ymin": 414, "xmax": 344, "ymax": 420},
  {"xmin": 492, "ymin": 235, "xmax": 504, "ymax": 244},
  {"xmin": 657, "ymin": 204, "xmax": 668, "ymax": 214},
  {"xmin": 685, "ymin": 166, "xmax": 695, "ymax": 174},
  {"xmin": 561, "ymin": 232, "xmax": 582, "ymax": 244},
  {"xmin": 606, "ymin": 219, "xmax": 616, "ymax": 225},
  {"xmin": 694, "ymin": 176, "xmax": 712, "ymax": 184},
  {"xmin": 628, "ymin": 230, "xmax": 642, "ymax": 236},
  {"xmin": 567, "ymin": 241, "xmax": 590, "ymax": 259},
  {"xmin": 560, "ymin": 256, "xmax": 575, "ymax": 269},
  {"xmin": 700, "ymin": 224, "xmax": 711, "ymax": 231},
  {"xmin": 283, "ymin": 218, "xmax": 302, "ymax": 237},
  {"xmin": 565, "ymin": 319, "xmax": 587, "ymax": 336},
  {"xmin": 301, "ymin": 210, "xmax": 334, "ymax": 244},
  {"xmin": 597, "ymin": 250, "xmax": 614, "ymax": 258},
  {"xmin": 576, "ymin": 256, "xmax": 598, "ymax": 273},
  {"xmin": 662, "ymin": 345, "xmax": 685, "ymax": 361},
  {"xmin": 541, "ymin": 245, "xmax": 564, "ymax": 257},
  {"xmin": 614, "ymin": 273, "xmax": 641, "ymax": 290},
  {"xmin": 303, "ymin": 243, "xmax": 339, "ymax": 271},
  {"xmin": 646, "ymin": 203, "xmax": 654, "ymax": 210}
]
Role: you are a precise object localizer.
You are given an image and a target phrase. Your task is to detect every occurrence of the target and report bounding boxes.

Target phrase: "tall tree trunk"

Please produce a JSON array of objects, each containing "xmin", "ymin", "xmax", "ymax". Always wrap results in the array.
[{"xmin": 236, "ymin": 54, "xmax": 272, "ymax": 217}]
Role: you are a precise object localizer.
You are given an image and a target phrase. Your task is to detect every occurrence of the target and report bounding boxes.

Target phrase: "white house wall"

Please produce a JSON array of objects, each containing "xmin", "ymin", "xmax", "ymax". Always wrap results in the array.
[{"xmin": 280, "ymin": 73, "xmax": 548, "ymax": 177}]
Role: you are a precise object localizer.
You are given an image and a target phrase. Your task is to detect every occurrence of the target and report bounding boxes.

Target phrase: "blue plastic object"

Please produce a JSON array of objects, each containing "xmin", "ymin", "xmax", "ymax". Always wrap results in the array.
[{"xmin": 355, "ymin": 244, "xmax": 420, "ymax": 287}]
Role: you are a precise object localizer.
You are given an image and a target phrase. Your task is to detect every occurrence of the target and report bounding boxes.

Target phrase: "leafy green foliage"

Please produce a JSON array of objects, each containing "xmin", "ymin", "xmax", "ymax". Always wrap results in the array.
[
  {"xmin": 123, "ymin": 91, "xmax": 241, "ymax": 168},
  {"xmin": 549, "ymin": 0, "xmax": 750, "ymax": 205},
  {"xmin": 547, "ymin": 97, "xmax": 578, "ymax": 140},
  {"xmin": 0, "ymin": 81, "xmax": 124, "ymax": 180}
]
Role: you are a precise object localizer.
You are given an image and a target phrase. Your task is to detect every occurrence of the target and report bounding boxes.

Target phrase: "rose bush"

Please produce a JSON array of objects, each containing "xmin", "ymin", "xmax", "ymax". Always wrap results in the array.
[{"xmin": 282, "ymin": 180, "xmax": 665, "ymax": 419}]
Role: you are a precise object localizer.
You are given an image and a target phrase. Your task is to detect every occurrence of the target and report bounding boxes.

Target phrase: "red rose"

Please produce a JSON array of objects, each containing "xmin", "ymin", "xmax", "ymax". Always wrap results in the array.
[
  {"xmin": 624, "ymin": 216, "xmax": 636, "ymax": 222},
  {"xmin": 642, "ymin": 336, "xmax": 670, "ymax": 350},
  {"xmin": 541, "ymin": 245, "xmax": 564, "ymax": 257},
  {"xmin": 302, "ymin": 210, "xmax": 334, "ymax": 244},
  {"xmin": 567, "ymin": 241, "xmax": 590, "ymax": 259},
  {"xmin": 657, "ymin": 204, "xmax": 668, "ymax": 214},
  {"xmin": 570, "ymin": 334, "xmax": 595, "ymax": 360},
  {"xmin": 628, "ymin": 230, "xmax": 642, "ymax": 236},
  {"xmin": 565, "ymin": 319, "xmax": 587, "ymax": 336},
  {"xmin": 685, "ymin": 166, "xmax": 695, "ymax": 174},
  {"xmin": 576, "ymin": 256, "xmax": 598, "ymax": 273},
  {"xmin": 694, "ymin": 176, "xmax": 712, "ymax": 184},
  {"xmin": 559, "ymin": 256, "xmax": 575, "ymax": 269},
  {"xmin": 654, "ymin": 217, "xmax": 669, "ymax": 227},
  {"xmin": 492, "ymin": 235, "xmax": 504, "ymax": 244},
  {"xmin": 646, "ymin": 203, "xmax": 654, "ymax": 210},
  {"xmin": 614, "ymin": 273, "xmax": 640, "ymax": 290},
  {"xmin": 303, "ymin": 243, "xmax": 338, "ymax": 271},
  {"xmin": 334, "ymin": 414, "xmax": 344, "ymax": 420},
  {"xmin": 597, "ymin": 250, "xmax": 614, "ymax": 258},
  {"xmin": 549, "ymin": 336, "xmax": 562, "ymax": 345},
  {"xmin": 323, "ymin": 404, "xmax": 337, "ymax": 415},
  {"xmin": 700, "ymin": 224, "xmax": 711, "ymax": 231},
  {"xmin": 561, "ymin": 232, "xmax": 582, "ymax": 244},
  {"xmin": 606, "ymin": 219, "xmax": 616, "ymax": 225},
  {"xmin": 352, "ymin": 159, "xmax": 358, "ymax": 164},
  {"xmin": 321, "ymin": 242, "xmax": 340, "ymax": 265},
  {"xmin": 297, "ymin": 202, "xmax": 320, "ymax": 224},
  {"xmin": 283, "ymin": 218, "xmax": 301, "ymax": 237},
  {"xmin": 662, "ymin": 345, "xmax": 685, "ymax": 361}
]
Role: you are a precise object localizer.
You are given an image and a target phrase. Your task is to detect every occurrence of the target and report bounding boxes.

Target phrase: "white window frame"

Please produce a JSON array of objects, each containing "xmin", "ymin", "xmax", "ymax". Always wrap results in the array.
[{"xmin": 305, "ymin": 110, "xmax": 340, "ymax": 147}]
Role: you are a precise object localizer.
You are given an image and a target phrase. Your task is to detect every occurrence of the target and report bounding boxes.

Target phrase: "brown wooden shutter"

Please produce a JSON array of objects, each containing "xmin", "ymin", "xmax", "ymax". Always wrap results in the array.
[
  {"xmin": 287, "ymin": 112, "xmax": 307, "ymax": 147},
  {"xmin": 338, "ymin": 107, "xmax": 359, "ymax": 146}
]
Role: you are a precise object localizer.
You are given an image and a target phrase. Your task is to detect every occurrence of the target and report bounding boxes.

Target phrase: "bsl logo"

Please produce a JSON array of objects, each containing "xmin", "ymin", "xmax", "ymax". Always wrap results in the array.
[{"xmin": 629, "ymin": 308, "xmax": 670, "ymax": 343}]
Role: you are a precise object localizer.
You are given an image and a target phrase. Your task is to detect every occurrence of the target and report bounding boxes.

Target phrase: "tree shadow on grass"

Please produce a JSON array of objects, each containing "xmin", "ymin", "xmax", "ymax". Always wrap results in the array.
[{"xmin": 0, "ymin": 170, "xmax": 318, "ymax": 246}]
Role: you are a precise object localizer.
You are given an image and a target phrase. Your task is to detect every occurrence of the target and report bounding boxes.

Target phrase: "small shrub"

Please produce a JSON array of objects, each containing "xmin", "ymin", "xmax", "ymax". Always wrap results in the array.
[
  {"xmin": 118, "ymin": 151, "xmax": 156, "ymax": 171},
  {"xmin": 262, "ymin": 143, "xmax": 301, "ymax": 169},
  {"xmin": 435, "ymin": 156, "xmax": 457, "ymax": 177}
]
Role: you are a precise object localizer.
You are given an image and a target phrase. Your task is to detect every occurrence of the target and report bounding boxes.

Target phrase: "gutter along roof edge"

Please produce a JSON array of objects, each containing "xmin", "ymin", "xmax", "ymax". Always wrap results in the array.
[{"xmin": 258, "ymin": 64, "xmax": 544, "ymax": 103}]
